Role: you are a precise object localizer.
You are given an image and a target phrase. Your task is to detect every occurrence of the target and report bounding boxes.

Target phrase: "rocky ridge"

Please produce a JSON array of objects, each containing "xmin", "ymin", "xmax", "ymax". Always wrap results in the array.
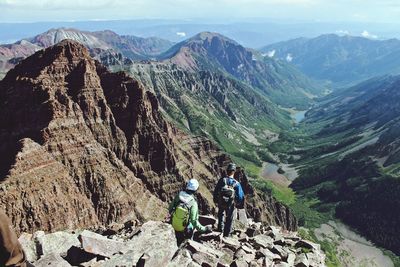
[
  {"xmin": 0, "ymin": 40, "xmax": 296, "ymax": 235},
  {"xmin": 19, "ymin": 216, "xmax": 325, "ymax": 267},
  {"xmin": 0, "ymin": 28, "xmax": 173, "ymax": 79}
]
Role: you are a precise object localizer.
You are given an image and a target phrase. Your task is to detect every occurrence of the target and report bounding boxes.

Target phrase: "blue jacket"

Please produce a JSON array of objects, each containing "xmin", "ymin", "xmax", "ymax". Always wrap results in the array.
[{"xmin": 213, "ymin": 176, "xmax": 245, "ymax": 206}]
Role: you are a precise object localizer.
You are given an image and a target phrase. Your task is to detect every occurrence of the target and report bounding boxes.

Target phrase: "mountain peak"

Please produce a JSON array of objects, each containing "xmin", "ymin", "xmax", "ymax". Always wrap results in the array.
[
  {"xmin": 3, "ymin": 39, "xmax": 91, "ymax": 81},
  {"xmin": 187, "ymin": 31, "xmax": 238, "ymax": 44}
]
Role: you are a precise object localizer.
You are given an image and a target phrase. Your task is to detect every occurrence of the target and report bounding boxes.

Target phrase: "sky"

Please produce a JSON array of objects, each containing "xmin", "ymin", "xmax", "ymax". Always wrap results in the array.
[{"xmin": 1, "ymin": 0, "xmax": 400, "ymax": 23}]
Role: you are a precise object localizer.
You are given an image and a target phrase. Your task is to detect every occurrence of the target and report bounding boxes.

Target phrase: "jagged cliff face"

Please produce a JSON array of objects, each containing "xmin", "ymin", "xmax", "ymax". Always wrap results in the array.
[{"xmin": 0, "ymin": 40, "xmax": 296, "ymax": 234}]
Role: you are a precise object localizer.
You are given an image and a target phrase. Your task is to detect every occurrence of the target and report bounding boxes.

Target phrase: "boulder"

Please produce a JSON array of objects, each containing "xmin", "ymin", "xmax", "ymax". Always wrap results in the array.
[
  {"xmin": 192, "ymin": 251, "xmax": 219, "ymax": 267},
  {"xmin": 222, "ymin": 237, "xmax": 241, "ymax": 251},
  {"xmin": 258, "ymin": 248, "xmax": 281, "ymax": 261},
  {"xmin": 18, "ymin": 233, "xmax": 37, "ymax": 262},
  {"xmin": 252, "ymin": 235, "xmax": 273, "ymax": 249},
  {"xmin": 36, "ymin": 231, "xmax": 81, "ymax": 258},
  {"xmin": 219, "ymin": 248, "xmax": 235, "ymax": 266},
  {"xmin": 79, "ymin": 230, "xmax": 125, "ymax": 258},
  {"xmin": 286, "ymin": 252, "xmax": 296, "ymax": 266},
  {"xmin": 268, "ymin": 245, "xmax": 288, "ymax": 259},
  {"xmin": 186, "ymin": 240, "xmax": 223, "ymax": 258},
  {"xmin": 266, "ymin": 226, "xmax": 283, "ymax": 240},
  {"xmin": 168, "ymin": 249, "xmax": 200, "ymax": 267},
  {"xmin": 230, "ymin": 259, "xmax": 248, "ymax": 267},
  {"xmin": 102, "ymin": 221, "xmax": 178, "ymax": 267},
  {"xmin": 33, "ymin": 252, "xmax": 71, "ymax": 267},
  {"xmin": 241, "ymin": 244, "xmax": 255, "ymax": 254},
  {"xmin": 294, "ymin": 253, "xmax": 309, "ymax": 267}
]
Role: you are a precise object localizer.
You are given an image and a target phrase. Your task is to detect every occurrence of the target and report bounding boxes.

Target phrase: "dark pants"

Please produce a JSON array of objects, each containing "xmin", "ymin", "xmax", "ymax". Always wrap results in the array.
[
  {"xmin": 175, "ymin": 228, "xmax": 194, "ymax": 246},
  {"xmin": 217, "ymin": 204, "xmax": 235, "ymax": 237}
]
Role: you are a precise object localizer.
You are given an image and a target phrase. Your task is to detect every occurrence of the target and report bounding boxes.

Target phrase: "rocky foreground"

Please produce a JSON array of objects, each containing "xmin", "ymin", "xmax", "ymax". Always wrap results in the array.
[{"xmin": 20, "ymin": 216, "xmax": 325, "ymax": 267}]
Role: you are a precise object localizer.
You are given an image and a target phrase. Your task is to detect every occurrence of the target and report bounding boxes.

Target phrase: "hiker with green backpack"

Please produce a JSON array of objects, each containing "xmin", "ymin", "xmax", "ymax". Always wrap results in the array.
[
  {"xmin": 168, "ymin": 179, "xmax": 213, "ymax": 245},
  {"xmin": 213, "ymin": 163, "xmax": 245, "ymax": 237}
]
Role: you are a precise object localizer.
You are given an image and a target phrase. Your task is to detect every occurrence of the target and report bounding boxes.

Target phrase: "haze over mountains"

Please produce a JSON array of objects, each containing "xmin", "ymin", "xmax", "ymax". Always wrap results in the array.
[{"xmin": 262, "ymin": 34, "xmax": 400, "ymax": 88}]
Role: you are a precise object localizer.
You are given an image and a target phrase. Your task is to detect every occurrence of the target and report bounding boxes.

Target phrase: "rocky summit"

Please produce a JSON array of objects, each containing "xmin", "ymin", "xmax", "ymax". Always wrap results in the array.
[
  {"xmin": 19, "ymin": 216, "xmax": 325, "ymax": 267},
  {"xmin": 0, "ymin": 40, "xmax": 296, "ymax": 236}
]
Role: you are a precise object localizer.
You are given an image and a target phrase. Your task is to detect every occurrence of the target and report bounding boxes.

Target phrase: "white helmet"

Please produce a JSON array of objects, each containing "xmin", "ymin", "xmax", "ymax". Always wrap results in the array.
[{"xmin": 186, "ymin": 179, "xmax": 199, "ymax": 191}]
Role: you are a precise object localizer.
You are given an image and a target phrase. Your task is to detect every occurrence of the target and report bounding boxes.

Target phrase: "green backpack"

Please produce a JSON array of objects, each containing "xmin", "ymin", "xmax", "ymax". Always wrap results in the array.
[{"xmin": 172, "ymin": 198, "xmax": 193, "ymax": 232}]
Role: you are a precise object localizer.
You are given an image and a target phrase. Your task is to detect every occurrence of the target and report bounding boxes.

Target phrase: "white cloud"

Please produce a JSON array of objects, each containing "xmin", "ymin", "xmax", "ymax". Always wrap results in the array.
[
  {"xmin": 361, "ymin": 30, "xmax": 378, "ymax": 39},
  {"xmin": 336, "ymin": 30, "xmax": 350, "ymax": 35},
  {"xmin": 176, "ymin": 32, "xmax": 186, "ymax": 37},
  {"xmin": 262, "ymin": 50, "xmax": 276, "ymax": 58},
  {"xmin": 286, "ymin": 53, "xmax": 293, "ymax": 62}
]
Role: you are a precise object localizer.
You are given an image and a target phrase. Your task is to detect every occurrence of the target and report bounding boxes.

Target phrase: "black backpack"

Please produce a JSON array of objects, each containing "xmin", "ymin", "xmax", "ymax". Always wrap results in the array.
[{"xmin": 219, "ymin": 177, "xmax": 237, "ymax": 207}]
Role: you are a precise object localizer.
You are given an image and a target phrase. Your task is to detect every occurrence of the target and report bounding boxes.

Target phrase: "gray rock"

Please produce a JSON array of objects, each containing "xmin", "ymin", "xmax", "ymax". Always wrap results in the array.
[
  {"xmin": 34, "ymin": 252, "xmax": 71, "ymax": 267},
  {"xmin": 103, "ymin": 221, "xmax": 178, "ymax": 267},
  {"xmin": 252, "ymin": 235, "xmax": 274, "ymax": 249},
  {"xmin": 237, "ymin": 209, "xmax": 248, "ymax": 227},
  {"xmin": 168, "ymin": 249, "xmax": 200, "ymax": 267},
  {"xmin": 192, "ymin": 251, "xmax": 219, "ymax": 267},
  {"xmin": 222, "ymin": 237, "xmax": 241, "ymax": 251},
  {"xmin": 79, "ymin": 230, "xmax": 125, "ymax": 258},
  {"xmin": 230, "ymin": 259, "xmax": 248, "ymax": 267},
  {"xmin": 19, "ymin": 233, "xmax": 37, "ymax": 262},
  {"xmin": 186, "ymin": 240, "xmax": 223, "ymax": 258},
  {"xmin": 241, "ymin": 244, "xmax": 255, "ymax": 254},
  {"xmin": 286, "ymin": 252, "xmax": 296, "ymax": 266},
  {"xmin": 269, "ymin": 245, "xmax": 288, "ymax": 259},
  {"xmin": 294, "ymin": 253, "xmax": 309, "ymax": 267},
  {"xmin": 259, "ymin": 248, "xmax": 281, "ymax": 261},
  {"xmin": 36, "ymin": 231, "xmax": 80, "ymax": 258},
  {"xmin": 266, "ymin": 226, "xmax": 283, "ymax": 241}
]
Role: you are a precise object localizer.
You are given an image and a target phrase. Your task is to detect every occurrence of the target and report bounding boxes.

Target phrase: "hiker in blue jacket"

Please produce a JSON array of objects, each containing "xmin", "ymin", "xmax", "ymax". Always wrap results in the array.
[{"xmin": 213, "ymin": 163, "xmax": 245, "ymax": 237}]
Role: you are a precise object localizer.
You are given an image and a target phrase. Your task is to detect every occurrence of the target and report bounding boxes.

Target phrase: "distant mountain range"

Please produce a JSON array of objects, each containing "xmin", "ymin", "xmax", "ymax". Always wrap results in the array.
[
  {"xmin": 290, "ymin": 75, "xmax": 400, "ymax": 254},
  {"xmin": 261, "ymin": 34, "xmax": 400, "ymax": 88},
  {"xmin": 0, "ymin": 28, "xmax": 173, "ymax": 78}
]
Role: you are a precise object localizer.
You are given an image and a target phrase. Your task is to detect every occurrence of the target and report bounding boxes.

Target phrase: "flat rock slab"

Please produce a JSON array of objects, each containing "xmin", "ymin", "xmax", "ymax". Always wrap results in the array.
[
  {"xmin": 186, "ymin": 240, "xmax": 224, "ymax": 258},
  {"xmin": 102, "ymin": 221, "xmax": 178, "ymax": 267},
  {"xmin": 33, "ymin": 252, "xmax": 72, "ymax": 267},
  {"xmin": 37, "ymin": 231, "xmax": 81, "ymax": 257},
  {"xmin": 80, "ymin": 230, "xmax": 125, "ymax": 258},
  {"xmin": 252, "ymin": 235, "xmax": 274, "ymax": 249},
  {"xmin": 222, "ymin": 237, "xmax": 241, "ymax": 251}
]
